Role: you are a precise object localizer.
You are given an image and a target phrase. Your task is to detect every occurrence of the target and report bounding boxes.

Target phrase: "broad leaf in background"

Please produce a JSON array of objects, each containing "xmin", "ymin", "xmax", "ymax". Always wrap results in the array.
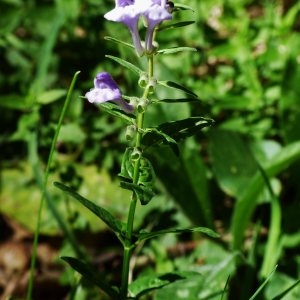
[
  {"xmin": 54, "ymin": 182, "xmax": 124, "ymax": 237},
  {"xmin": 153, "ymin": 271, "xmax": 224, "ymax": 300},
  {"xmin": 231, "ymin": 141, "xmax": 300, "ymax": 250},
  {"xmin": 129, "ymin": 272, "xmax": 186, "ymax": 298},
  {"xmin": 265, "ymin": 272, "xmax": 300, "ymax": 300},
  {"xmin": 36, "ymin": 89, "xmax": 66, "ymax": 104},
  {"xmin": 182, "ymin": 140, "xmax": 214, "ymax": 228},
  {"xmin": 208, "ymin": 129, "xmax": 258, "ymax": 197},
  {"xmin": 147, "ymin": 145, "xmax": 213, "ymax": 227}
]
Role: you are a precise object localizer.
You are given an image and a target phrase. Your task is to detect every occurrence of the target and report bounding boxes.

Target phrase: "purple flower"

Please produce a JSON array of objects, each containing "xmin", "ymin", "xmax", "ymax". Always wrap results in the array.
[
  {"xmin": 104, "ymin": 0, "xmax": 172, "ymax": 55},
  {"xmin": 143, "ymin": 0, "xmax": 172, "ymax": 52},
  {"xmin": 104, "ymin": 0, "xmax": 144, "ymax": 56},
  {"xmin": 85, "ymin": 72, "xmax": 133, "ymax": 113}
]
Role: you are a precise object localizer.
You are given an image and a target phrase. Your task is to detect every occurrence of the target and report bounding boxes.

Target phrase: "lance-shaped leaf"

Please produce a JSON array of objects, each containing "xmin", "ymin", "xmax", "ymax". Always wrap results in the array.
[
  {"xmin": 143, "ymin": 117, "xmax": 215, "ymax": 153},
  {"xmin": 137, "ymin": 226, "xmax": 219, "ymax": 243},
  {"xmin": 153, "ymin": 98, "xmax": 198, "ymax": 104},
  {"xmin": 143, "ymin": 127, "xmax": 179, "ymax": 155},
  {"xmin": 159, "ymin": 117, "xmax": 214, "ymax": 139},
  {"xmin": 157, "ymin": 47, "xmax": 197, "ymax": 55},
  {"xmin": 61, "ymin": 256, "xmax": 119, "ymax": 299},
  {"xmin": 158, "ymin": 80, "xmax": 198, "ymax": 98},
  {"xmin": 144, "ymin": 128, "xmax": 177, "ymax": 145},
  {"xmin": 104, "ymin": 36, "xmax": 134, "ymax": 49},
  {"xmin": 54, "ymin": 182, "xmax": 124, "ymax": 236},
  {"xmin": 158, "ymin": 21, "xmax": 195, "ymax": 31},
  {"xmin": 173, "ymin": 3, "xmax": 195, "ymax": 12},
  {"xmin": 249, "ymin": 266, "xmax": 277, "ymax": 300},
  {"xmin": 100, "ymin": 101, "xmax": 135, "ymax": 124},
  {"xmin": 105, "ymin": 55, "xmax": 142, "ymax": 75},
  {"xmin": 120, "ymin": 181, "xmax": 155, "ymax": 205}
]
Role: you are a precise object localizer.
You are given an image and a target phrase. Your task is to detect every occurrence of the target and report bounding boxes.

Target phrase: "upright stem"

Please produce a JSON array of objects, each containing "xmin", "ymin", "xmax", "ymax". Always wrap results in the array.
[{"xmin": 120, "ymin": 55, "xmax": 154, "ymax": 299}]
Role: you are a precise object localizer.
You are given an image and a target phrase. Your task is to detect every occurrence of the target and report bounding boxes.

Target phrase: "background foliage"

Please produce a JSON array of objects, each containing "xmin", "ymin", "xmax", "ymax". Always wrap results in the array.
[{"xmin": 1, "ymin": 0, "xmax": 300, "ymax": 299}]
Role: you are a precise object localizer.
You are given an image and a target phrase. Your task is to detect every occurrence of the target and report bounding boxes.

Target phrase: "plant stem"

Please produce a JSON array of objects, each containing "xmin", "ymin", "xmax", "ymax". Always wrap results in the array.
[{"xmin": 120, "ymin": 55, "xmax": 153, "ymax": 299}]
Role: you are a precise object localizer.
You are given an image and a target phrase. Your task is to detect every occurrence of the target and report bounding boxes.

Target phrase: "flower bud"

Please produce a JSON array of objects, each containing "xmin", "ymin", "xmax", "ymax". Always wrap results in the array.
[
  {"xmin": 147, "ymin": 77, "xmax": 157, "ymax": 94},
  {"xmin": 125, "ymin": 125, "xmax": 136, "ymax": 141},
  {"xmin": 138, "ymin": 72, "xmax": 148, "ymax": 88},
  {"xmin": 137, "ymin": 98, "xmax": 149, "ymax": 113},
  {"xmin": 131, "ymin": 148, "xmax": 142, "ymax": 161}
]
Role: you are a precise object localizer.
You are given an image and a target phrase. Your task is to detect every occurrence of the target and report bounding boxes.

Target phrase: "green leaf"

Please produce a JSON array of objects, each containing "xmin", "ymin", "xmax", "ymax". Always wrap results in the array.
[
  {"xmin": 143, "ymin": 127, "xmax": 178, "ymax": 149},
  {"xmin": 182, "ymin": 142, "xmax": 214, "ymax": 228},
  {"xmin": 138, "ymin": 226, "xmax": 219, "ymax": 243},
  {"xmin": 120, "ymin": 181, "xmax": 155, "ymax": 205},
  {"xmin": 119, "ymin": 147, "xmax": 134, "ymax": 180},
  {"xmin": 208, "ymin": 130, "xmax": 258, "ymax": 197},
  {"xmin": 271, "ymin": 278, "xmax": 300, "ymax": 300},
  {"xmin": 100, "ymin": 101, "xmax": 135, "ymax": 124},
  {"xmin": 158, "ymin": 80, "xmax": 198, "ymax": 98},
  {"xmin": 249, "ymin": 266, "xmax": 277, "ymax": 300},
  {"xmin": 143, "ymin": 117, "xmax": 214, "ymax": 153},
  {"xmin": 154, "ymin": 272, "xmax": 205, "ymax": 300},
  {"xmin": 231, "ymin": 141, "xmax": 300, "ymax": 250},
  {"xmin": 36, "ymin": 89, "xmax": 66, "ymax": 104},
  {"xmin": 173, "ymin": 3, "xmax": 195, "ymax": 12},
  {"xmin": 138, "ymin": 156, "xmax": 156, "ymax": 186},
  {"xmin": 158, "ymin": 21, "xmax": 195, "ymax": 31},
  {"xmin": 119, "ymin": 148, "xmax": 155, "ymax": 187},
  {"xmin": 104, "ymin": 35, "xmax": 134, "ymax": 49},
  {"xmin": 129, "ymin": 272, "xmax": 186, "ymax": 298},
  {"xmin": 154, "ymin": 270, "xmax": 227, "ymax": 300},
  {"xmin": 58, "ymin": 123, "xmax": 86, "ymax": 144},
  {"xmin": 153, "ymin": 98, "xmax": 198, "ymax": 104},
  {"xmin": 54, "ymin": 182, "xmax": 124, "ymax": 236},
  {"xmin": 0, "ymin": 95, "xmax": 31, "ymax": 110},
  {"xmin": 105, "ymin": 55, "xmax": 142, "ymax": 75},
  {"xmin": 157, "ymin": 47, "xmax": 197, "ymax": 55},
  {"xmin": 61, "ymin": 256, "xmax": 119, "ymax": 299}
]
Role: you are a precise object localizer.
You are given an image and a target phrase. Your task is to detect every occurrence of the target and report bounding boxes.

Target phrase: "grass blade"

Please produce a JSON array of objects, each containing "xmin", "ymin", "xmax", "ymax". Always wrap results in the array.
[
  {"xmin": 27, "ymin": 71, "xmax": 81, "ymax": 300},
  {"xmin": 249, "ymin": 266, "xmax": 277, "ymax": 300}
]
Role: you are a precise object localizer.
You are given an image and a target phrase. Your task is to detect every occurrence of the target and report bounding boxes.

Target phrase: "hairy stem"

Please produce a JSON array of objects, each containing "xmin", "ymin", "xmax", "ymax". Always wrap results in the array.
[{"xmin": 120, "ymin": 55, "xmax": 154, "ymax": 299}]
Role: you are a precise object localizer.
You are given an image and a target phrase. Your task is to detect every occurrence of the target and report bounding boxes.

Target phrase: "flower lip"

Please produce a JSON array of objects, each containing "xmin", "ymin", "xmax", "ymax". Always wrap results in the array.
[
  {"xmin": 104, "ymin": 1, "xmax": 141, "ymax": 26},
  {"xmin": 144, "ymin": 1, "xmax": 172, "ymax": 28}
]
